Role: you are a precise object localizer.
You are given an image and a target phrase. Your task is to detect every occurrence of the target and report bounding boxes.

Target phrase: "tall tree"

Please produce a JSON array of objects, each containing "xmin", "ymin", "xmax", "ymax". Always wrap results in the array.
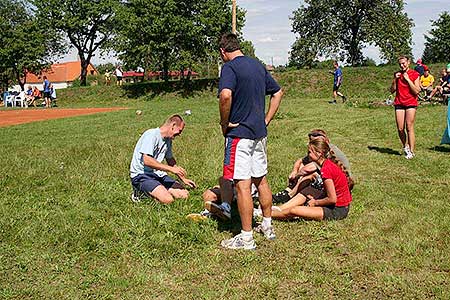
[
  {"xmin": 115, "ymin": 0, "xmax": 244, "ymax": 81},
  {"xmin": 0, "ymin": 0, "xmax": 63, "ymax": 91},
  {"xmin": 289, "ymin": 0, "xmax": 413, "ymax": 67},
  {"xmin": 422, "ymin": 11, "xmax": 450, "ymax": 64},
  {"xmin": 33, "ymin": 0, "xmax": 121, "ymax": 86}
]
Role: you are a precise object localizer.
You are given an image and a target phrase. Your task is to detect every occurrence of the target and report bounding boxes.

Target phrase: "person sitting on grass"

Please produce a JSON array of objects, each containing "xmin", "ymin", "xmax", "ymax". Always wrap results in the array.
[
  {"xmin": 129, "ymin": 114, "xmax": 196, "ymax": 204},
  {"xmin": 420, "ymin": 66, "xmax": 434, "ymax": 99},
  {"xmin": 187, "ymin": 176, "xmax": 259, "ymax": 221},
  {"xmin": 272, "ymin": 129, "xmax": 352, "ymax": 204},
  {"xmin": 187, "ymin": 176, "xmax": 234, "ymax": 221},
  {"xmin": 258, "ymin": 139, "xmax": 352, "ymax": 221},
  {"xmin": 428, "ymin": 68, "xmax": 450, "ymax": 102}
]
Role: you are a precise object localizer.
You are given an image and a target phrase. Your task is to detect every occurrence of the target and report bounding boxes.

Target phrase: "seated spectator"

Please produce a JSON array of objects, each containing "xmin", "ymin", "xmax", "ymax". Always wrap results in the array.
[
  {"xmin": 420, "ymin": 66, "xmax": 434, "ymax": 97},
  {"xmin": 256, "ymin": 138, "xmax": 352, "ymax": 221},
  {"xmin": 272, "ymin": 129, "xmax": 352, "ymax": 204},
  {"xmin": 428, "ymin": 67, "xmax": 450, "ymax": 101},
  {"xmin": 25, "ymin": 85, "xmax": 37, "ymax": 107},
  {"xmin": 32, "ymin": 86, "xmax": 41, "ymax": 100},
  {"xmin": 187, "ymin": 176, "xmax": 259, "ymax": 221}
]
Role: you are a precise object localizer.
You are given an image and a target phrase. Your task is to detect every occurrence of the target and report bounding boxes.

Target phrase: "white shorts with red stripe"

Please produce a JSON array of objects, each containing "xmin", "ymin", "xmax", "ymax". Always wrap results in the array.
[{"xmin": 223, "ymin": 137, "xmax": 268, "ymax": 180}]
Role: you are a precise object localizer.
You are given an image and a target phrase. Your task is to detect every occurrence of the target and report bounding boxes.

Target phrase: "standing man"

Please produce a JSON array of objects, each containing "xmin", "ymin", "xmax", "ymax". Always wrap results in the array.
[
  {"xmin": 42, "ymin": 76, "xmax": 51, "ymax": 108},
  {"xmin": 105, "ymin": 69, "xmax": 111, "ymax": 86},
  {"xmin": 218, "ymin": 33, "xmax": 283, "ymax": 250},
  {"xmin": 130, "ymin": 114, "xmax": 196, "ymax": 204},
  {"xmin": 329, "ymin": 61, "xmax": 347, "ymax": 104},
  {"xmin": 115, "ymin": 66, "xmax": 123, "ymax": 86}
]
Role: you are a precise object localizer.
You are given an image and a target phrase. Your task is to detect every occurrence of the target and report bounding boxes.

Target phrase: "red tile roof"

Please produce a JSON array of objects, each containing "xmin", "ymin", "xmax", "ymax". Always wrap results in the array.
[{"xmin": 25, "ymin": 61, "xmax": 98, "ymax": 83}]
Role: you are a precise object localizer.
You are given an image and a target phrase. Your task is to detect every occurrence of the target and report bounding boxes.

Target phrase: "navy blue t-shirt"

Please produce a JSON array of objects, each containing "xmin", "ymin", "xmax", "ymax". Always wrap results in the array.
[
  {"xmin": 334, "ymin": 67, "xmax": 343, "ymax": 85},
  {"xmin": 218, "ymin": 56, "xmax": 281, "ymax": 139}
]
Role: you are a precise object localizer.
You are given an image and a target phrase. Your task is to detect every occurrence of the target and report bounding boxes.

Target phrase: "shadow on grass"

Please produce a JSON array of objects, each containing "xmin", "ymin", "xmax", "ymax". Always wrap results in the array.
[
  {"xmin": 367, "ymin": 145, "xmax": 401, "ymax": 156},
  {"xmin": 122, "ymin": 78, "xmax": 219, "ymax": 99},
  {"xmin": 429, "ymin": 145, "xmax": 450, "ymax": 153}
]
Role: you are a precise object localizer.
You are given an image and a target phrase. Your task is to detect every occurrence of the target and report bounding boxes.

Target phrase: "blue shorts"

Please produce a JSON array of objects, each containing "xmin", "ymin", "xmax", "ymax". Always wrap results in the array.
[{"xmin": 131, "ymin": 173, "xmax": 182, "ymax": 195}]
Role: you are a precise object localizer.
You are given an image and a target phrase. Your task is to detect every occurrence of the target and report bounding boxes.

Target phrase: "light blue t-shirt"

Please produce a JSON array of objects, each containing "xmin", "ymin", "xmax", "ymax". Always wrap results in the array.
[{"xmin": 130, "ymin": 128, "xmax": 173, "ymax": 178}]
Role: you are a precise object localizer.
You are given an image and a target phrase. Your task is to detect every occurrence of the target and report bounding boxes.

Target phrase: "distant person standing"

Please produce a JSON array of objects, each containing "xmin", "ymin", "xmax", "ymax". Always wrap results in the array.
[
  {"xmin": 115, "ymin": 66, "xmax": 123, "ymax": 86},
  {"xmin": 218, "ymin": 33, "xmax": 283, "ymax": 250},
  {"xmin": 42, "ymin": 76, "xmax": 51, "ymax": 108},
  {"xmin": 105, "ymin": 70, "xmax": 111, "ymax": 86},
  {"xmin": 390, "ymin": 56, "xmax": 421, "ymax": 159},
  {"xmin": 329, "ymin": 61, "xmax": 347, "ymax": 104},
  {"xmin": 414, "ymin": 58, "xmax": 426, "ymax": 76}
]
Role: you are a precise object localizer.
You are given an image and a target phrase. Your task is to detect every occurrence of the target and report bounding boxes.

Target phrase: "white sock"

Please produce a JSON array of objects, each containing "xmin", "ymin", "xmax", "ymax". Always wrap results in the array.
[
  {"xmin": 240, "ymin": 230, "xmax": 253, "ymax": 240},
  {"xmin": 262, "ymin": 217, "xmax": 272, "ymax": 229},
  {"xmin": 221, "ymin": 202, "xmax": 231, "ymax": 211}
]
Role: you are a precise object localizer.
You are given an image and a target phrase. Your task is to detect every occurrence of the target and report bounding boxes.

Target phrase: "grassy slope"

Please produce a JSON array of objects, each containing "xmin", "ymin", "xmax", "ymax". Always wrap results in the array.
[{"xmin": 1, "ymin": 65, "xmax": 450, "ymax": 299}]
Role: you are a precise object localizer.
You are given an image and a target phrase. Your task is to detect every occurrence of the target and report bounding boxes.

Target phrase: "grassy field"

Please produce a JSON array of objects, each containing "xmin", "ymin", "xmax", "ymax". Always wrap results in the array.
[{"xmin": 1, "ymin": 65, "xmax": 450, "ymax": 299}]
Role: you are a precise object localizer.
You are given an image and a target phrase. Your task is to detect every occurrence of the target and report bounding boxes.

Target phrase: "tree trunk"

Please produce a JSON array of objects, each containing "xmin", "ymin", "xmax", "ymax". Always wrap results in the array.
[
  {"xmin": 163, "ymin": 61, "xmax": 169, "ymax": 82},
  {"xmin": 16, "ymin": 70, "xmax": 25, "ymax": 91},
  {"xmin": 79, "ymin": 55, "xmax": 89, "ymax": 86}
]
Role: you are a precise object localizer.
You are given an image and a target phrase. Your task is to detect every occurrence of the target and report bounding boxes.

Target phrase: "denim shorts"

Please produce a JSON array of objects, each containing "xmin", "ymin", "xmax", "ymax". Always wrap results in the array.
[{"xmin": 131, "ymin": 173, "xmax": 182, "ymax": 194}]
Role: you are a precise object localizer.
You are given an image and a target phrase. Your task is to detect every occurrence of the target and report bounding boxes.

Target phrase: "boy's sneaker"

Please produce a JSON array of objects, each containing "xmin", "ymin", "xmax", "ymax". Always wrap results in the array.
[
  {"xmin": 254, "ymin": 224, "xmax": 276, "ymax": 240},
  {"xmin": 272, "ymin": 190, "xmax": 291, "ymax": 204},
  {"xmin": 205, "ymin": 201, "xmax": 231, "ymax": 220},
  {"xmin": 328, "ymin": 99, "xmax": 337, "ymax": 104},
  {"xmin": 220, "ymin": 233, "xmax": 256, "ymax": 250},
  {"xmin": 342, "ymin": 96, "xmax": 347, "ymax": 103}
]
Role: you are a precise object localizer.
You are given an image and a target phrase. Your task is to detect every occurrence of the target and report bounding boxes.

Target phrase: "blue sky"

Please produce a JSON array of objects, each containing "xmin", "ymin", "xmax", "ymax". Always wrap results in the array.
[
  {"xmin": 65, "ymin": 1, "xmax": 448, "ymax": 66},
  {"xmin": 239, "ymin": 0, "xmax": 449, "ymax": 65}
]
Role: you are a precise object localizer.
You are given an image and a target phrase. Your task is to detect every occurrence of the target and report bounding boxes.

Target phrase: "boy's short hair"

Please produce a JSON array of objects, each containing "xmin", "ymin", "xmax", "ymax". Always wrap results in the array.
[{"xmin": 219, "ymin": 33, "xmax": 241, "ymax": 53}]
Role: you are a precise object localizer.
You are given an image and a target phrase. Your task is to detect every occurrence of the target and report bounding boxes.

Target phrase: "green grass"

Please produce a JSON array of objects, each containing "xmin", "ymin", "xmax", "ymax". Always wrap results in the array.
[{"xmin": 1, "ymin": 66, "xmax": 450, "ymax": 299}]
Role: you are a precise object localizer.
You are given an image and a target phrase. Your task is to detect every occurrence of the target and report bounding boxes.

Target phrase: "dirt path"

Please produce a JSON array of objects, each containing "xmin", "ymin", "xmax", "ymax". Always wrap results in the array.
[{"xmin": 0, "ymin": 107, "xmax": 128, "ymax": 127}]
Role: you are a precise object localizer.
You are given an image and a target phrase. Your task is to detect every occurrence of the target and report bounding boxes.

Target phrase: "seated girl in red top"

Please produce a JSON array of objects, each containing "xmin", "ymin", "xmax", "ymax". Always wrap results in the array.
[
  {"xmin": 269, "ymin": 139, "xmax": 352, "ymax": 221},
  {"xmin": 390, "ymin": 56, "xmax": 421, "ymax": 159}
]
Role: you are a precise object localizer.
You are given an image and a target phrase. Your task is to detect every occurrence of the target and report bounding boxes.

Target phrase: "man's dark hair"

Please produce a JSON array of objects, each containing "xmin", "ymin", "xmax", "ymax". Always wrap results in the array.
[{"xmin": 219, "ymin": 33, "xmax": 241, "ymax": 53}]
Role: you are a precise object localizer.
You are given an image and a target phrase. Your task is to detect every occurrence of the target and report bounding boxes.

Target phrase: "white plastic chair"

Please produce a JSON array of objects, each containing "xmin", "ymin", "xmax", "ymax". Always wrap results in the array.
[
  {"xmin": 4, "ymin": 95, "xmax": 15, "ymax": 107},
  {"xmin": 14, "ymin": 92, "xmax": 27, "ymax": 108}
]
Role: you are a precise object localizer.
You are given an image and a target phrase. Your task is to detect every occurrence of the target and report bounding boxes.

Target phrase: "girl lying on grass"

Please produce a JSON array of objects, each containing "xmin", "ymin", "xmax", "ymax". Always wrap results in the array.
[{"xmin": 266, "ymin": 138, "xmax": 352, "ymax": 221}]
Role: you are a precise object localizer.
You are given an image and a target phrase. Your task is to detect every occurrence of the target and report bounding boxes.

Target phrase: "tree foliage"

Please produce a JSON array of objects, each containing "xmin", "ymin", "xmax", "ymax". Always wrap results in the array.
[
  {"xmin": 422, "ymin": 11, "xmax": 450, "ymax": 64},
  {"xmin": 289, "ymin": 0, "xmax": 413, "ymax": 67},
  {"xmin": 33, "ymin": 0, "xmax": 121, "ymax": 86},
  {"xmin": 0, "ymin": 0, "xmax": 63, "ymax": 91},
  {"xmin": 114, "ymin": 0, "xmax": 244, "ymax": 81}
]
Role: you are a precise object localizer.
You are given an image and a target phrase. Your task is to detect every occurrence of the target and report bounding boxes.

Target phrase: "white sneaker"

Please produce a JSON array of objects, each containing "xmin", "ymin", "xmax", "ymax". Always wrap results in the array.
[
  {"xmin": 254, "ymin": 224, "xmax": 276, "ymax": 240},
  {"xmin": 403, "ymin": 145, "xmax": 412, "ymax": 156},
  {"xmin": 405, "ymin": 152, "xmax": 415, "ymax": 160},
  {"xmin": 221, "ymin": 233, "xmax": 256, "ymax": 250},
  {"xmin": 253, "ymin": 207, "xmax": 263, "ymax": 218}
]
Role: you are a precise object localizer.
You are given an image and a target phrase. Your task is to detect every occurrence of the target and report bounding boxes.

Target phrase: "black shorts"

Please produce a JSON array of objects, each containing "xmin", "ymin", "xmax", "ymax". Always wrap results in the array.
[
  {"xmin": 44, "ymin": 91, "xmax": 51, "ymax": 98},
  {"xmin": 117, "ymin": 76, "xmax": 123, "ymax": 81},
  {"xmin": 322, "ymin": 205, "xmax": 349, "ymax": 220},
  {"xmin": 394, "ymin": 105, "xmax": 417, "ymax": 110},
  {"xmin": 333, "ymin": 84, "xmax": 340, "ymax": 91}
]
